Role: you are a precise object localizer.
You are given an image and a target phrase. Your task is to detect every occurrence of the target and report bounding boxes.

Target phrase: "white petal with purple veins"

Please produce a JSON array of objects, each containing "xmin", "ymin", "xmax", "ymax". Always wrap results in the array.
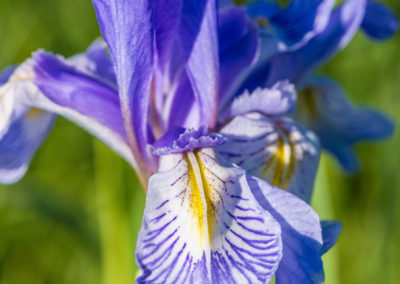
[{"xmin": 136, "ymin": 148, "xmax": 282, "ymax": 283}]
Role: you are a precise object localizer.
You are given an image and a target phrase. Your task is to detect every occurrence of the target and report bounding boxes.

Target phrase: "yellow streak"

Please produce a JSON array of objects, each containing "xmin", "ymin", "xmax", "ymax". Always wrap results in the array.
[
  {"xmin": 185, "ymin": 154, "xmax": 205, "ymax": 244},
  {"xmin": 261, "ymin": 127, "xmax": 296, "ymax": 190},
  {"xmin": 184, "ymin": 151, "xmax": 219, "ymax": 248},
  {"xmin": 194, "ymin": 151, "xmax": 216, "ymax": 247},
  {"xmin": 283, "ymin": 130, "xmax": 296, "ymax": 189}
]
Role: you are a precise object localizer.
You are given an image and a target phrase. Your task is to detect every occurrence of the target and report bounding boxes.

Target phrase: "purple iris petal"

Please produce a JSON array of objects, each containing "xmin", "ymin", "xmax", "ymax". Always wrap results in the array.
[
  {"xmin": 247, "ymin": 0, "xmax": 335, "ymax": 51},
  {"xmin": 0, "ymin": 65, "xmax": 55, "ymax": 184},
  {"xmin": 218, "ymin": 6, "xmax": 260, "ymax": 109},
  {"xmin": 321, "ymin": 220, "xmax": 342, "ymax": 255},
  {"xmin": 152, "ymin": 0, "xmax": 182, "ymax": 72},
  {"xmin": 92, "ymin": 0, "xmax": 155, "ymax": 170},
  {"xmin": 361, "ymin": 0, "xmax": 399, "ymax": 41},
  {"xmin": 248, "ymin": 176, "xmax": 324, "ymax": 283},
  {"xmin": 179, "ymin": 0, "xmax": 219, "ymax": 129},
  {"xmin": 297, "ymin": 75, "xmax": 394, "ymax": 172},
  {"xmin": 152, "ymin": 126, "xmax": 226, "ymax": 156},
  {"xmin": 70, "ymin": 39, "xmax": 116, "ymax": 85},
  {"xmin": 33, "ymin": 51, "xmax": 126, "ymax": 138},
  {"xmin": 239, "ymin": 0, "xmax": 367, "ymax": 93},
  {"xmin": 165, "ymin": 71, "xmax": 200, "ymax": 130}
]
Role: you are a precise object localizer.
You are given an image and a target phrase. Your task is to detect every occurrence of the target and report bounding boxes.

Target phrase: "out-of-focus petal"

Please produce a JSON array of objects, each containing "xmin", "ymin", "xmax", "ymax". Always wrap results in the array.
[
  {"xmin": 321, "ymin": 220, "xmax": 342, "ymax": 255},
  {"xmin": 136, "ymin": 147, "xmax": 282, "ymax": 283},
  {"xmin": 297, "ymin": 75, "xmax": 394, "ymax": 172},
  {"xmin": 248, "ymin": 0, "xmax": 335, "ymax": 51},
  {"xmin": 362, "ymin": 0, "xmax": 399, "ymax": 40},
  {"xmin": 0, "ymin": 66, "xmax": 54, "ymax": 184},
  {"xmin": 92, "ymin": 0, "xmax": 155, "ymax": 170},
  {"xmin": 0, "ymin": 108, "xmax": 54, "ymax": 184},
  {"xmin": 219, "ymin": 6, "xmax": 260, "ymax": 108},
  {"xmin": 238, "ymin": 0, "xmax": 367, "ymax": 94},
  {"xmin": 0, "ymin": 66, "xmax": 17, "ymax": 84},
  {"xmin": 218, "ymin": 113, "xmax": 320, "ymax": 203},
  {"xmin": 179, "ymin": 0, "xmax": 219, "ymax": 128},
  {"xmin": 220, "ymin": 81, "xmax": 296, "ymax": 122},
  {"xmin": 248, "ymin": 176, "xmax": 324, "ymax": 283}
]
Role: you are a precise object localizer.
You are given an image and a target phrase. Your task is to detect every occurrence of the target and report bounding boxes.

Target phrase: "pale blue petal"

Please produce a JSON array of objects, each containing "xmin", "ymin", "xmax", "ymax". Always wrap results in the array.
[
  {"xmin": 218, "ymin": 113, "xmax": 320, "ymax": 203},
  {"xmin": 248, "ymin": 176, "xmax": 324, "ymax": 283},
  {"xmin": 0, "ymin": 108, "xmax": 54, "ymax": 184},
  {"xmin": 220, "ymin": 80, "xmax": 296, "ymax": 122}
]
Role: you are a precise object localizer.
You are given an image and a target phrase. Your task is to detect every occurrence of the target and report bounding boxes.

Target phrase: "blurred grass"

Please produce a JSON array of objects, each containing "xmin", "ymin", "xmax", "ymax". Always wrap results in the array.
[{"xmin": 0, "ymin": 0, "xmax": 399, "ymax": 283}]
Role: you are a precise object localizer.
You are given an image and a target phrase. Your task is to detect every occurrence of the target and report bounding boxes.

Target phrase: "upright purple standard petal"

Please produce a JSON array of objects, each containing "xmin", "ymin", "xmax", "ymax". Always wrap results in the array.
[
  {"xmin": 92, "ymin": 0, "xmax": 155, "ymax": 173},
  {"xmin": 179, "ymin": 0, "xmax": 219, "ymax": 129},
  {"xmin": 152, "ymin": 0, "xmax": 183, "ymax": 72},
  {"xmin": 361, "ymin": 0, "xmax": 399, "ymax": 41},
  {"xmin": 218, "ymin": 6, "xmax": 260, "ymax": 109}
]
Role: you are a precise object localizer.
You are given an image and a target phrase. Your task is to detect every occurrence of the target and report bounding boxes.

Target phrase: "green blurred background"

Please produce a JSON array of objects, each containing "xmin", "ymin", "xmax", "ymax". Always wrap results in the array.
[{"xmin": 0, "ymin": 0, "xmax": 399, "ymax": 283}]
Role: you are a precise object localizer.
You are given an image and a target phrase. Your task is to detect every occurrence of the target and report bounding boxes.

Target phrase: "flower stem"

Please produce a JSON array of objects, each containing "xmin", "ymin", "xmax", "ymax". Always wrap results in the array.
[{"xmin": 94, "ymin": 140, "xmax": 134, "ymax": 284}]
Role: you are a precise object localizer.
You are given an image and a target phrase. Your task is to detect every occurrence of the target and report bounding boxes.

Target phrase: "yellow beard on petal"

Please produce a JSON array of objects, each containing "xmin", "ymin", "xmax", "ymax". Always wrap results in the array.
[
  {"xmin": 184, "ymin": 150, "xmax": 220, "ymax": 251},
  {"xmin": 185, "ymin": 153, "xmax": 206, "ymax": 246}
]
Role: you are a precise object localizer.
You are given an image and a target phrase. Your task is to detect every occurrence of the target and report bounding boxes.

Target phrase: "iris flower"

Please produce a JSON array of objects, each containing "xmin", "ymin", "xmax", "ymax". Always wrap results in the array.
[
  {"xmin": 235, "ymin": 0, "xmax": 398, "ymax": 172},
  {"xmin": 0, "ymin": 0, "xmax": 348, "ymax": 282}
]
